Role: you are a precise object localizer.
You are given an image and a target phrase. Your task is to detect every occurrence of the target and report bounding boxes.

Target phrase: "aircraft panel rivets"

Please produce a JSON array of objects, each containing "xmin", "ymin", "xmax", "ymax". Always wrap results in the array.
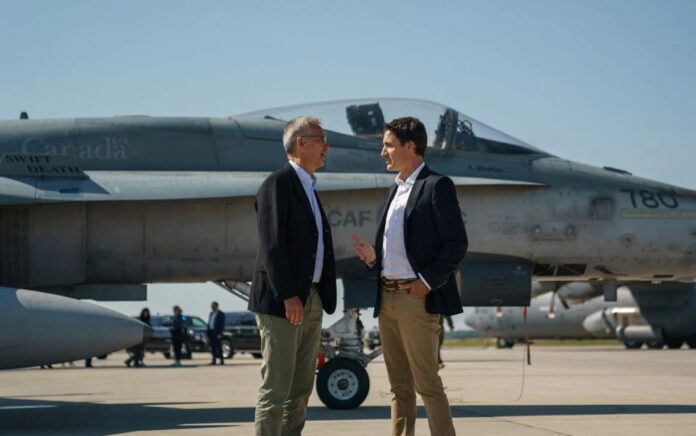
[{"xmin": 621, "ymin": 233, "xmax": 636, "ymax": 247}]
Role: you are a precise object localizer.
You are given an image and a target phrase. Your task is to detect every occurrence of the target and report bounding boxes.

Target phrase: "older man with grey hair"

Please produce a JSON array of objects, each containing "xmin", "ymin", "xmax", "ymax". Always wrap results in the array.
[{"xmin": 249, "ymin": 116, "xmax": 337, "ymax": 436}]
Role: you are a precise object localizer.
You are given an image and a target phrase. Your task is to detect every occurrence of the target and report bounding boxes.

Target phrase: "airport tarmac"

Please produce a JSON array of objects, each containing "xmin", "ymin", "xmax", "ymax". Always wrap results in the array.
[{"xmin": 1, "ymin": 345, "xmax": 695, "ymax": 435}]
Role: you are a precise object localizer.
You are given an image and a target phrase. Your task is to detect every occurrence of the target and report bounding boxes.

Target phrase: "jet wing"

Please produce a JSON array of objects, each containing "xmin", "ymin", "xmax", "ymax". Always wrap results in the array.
[{"xmin": 0, "ymin": 172, "xmax": 545, "ymax": 205}]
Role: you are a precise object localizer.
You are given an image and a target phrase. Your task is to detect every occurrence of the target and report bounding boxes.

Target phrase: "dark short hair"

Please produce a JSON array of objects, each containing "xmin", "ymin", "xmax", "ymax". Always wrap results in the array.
[{"xmin": 384, "ymin": 117, "xmax": 427, "ymax": 156}]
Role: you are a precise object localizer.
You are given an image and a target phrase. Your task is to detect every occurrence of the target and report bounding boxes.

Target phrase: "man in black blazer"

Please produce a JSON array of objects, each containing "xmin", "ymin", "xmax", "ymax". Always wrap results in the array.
[
  {"xmin": 353, "ymin": 117, "xmax": 467, "ymax": 436},
  {"xmin": 207, "ymin": 301, "xmax": 226, "ymax": 365},
  {"xmin": 249, "ymin": 116, "xmax": 336, "ymax": 436}
]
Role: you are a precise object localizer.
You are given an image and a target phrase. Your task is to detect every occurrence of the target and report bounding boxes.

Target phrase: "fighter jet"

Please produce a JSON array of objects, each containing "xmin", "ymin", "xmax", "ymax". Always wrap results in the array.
[
  {"xmin": 464, "ymin": 282, "xmax": 696, "ymax": 350},
  {"xmin": 1, "ymin": 98, "xmax": 695, "ymax": 406}
]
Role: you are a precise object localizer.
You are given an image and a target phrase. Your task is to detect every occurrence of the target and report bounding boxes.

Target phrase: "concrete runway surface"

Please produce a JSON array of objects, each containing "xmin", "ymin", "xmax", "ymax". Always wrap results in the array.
[{"xmin": 1, "ymin": 346, "xmax": 696, "ymax": 435}]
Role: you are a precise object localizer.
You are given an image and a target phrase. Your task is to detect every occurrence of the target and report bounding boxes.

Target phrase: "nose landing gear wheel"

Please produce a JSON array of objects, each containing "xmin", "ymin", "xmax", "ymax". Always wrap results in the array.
[
  {"xmin": 665, "ymin": 337, "xmax": 684, "ymax": 349},
  {"xmin": 623, "ymin": 340, "xmax": 643, "ymax": 349},
  {"xmin": 646, "ymin": 340, "xmax": 664, "ymax": 349},
  {"xmin": 316, "ymin": 357, "xmax": 369, "ymax": 409}
]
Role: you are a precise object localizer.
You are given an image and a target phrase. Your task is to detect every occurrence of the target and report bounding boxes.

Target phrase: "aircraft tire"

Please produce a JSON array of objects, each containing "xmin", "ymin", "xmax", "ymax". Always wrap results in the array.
[
  {"xmin": 646, "ymin": 340, "xmax": 664, "ymax": 349},
  {"xmin": 623, "ymin": 340, "xmax": 643, "ymax": 349},
  {"xmin": 496, "ymin": 338, "xmax": 515, "ymax": 349},
  {"xmin": 665, "ymin": 337, "xmax": 684, "ymax": 349},
  {"xmin": 316, "ymin": 357, "xmax": 369, "ymax": 410},
  {"xmin": 686, "ymin": 337, "xmax": 696, "ymax": 349}
]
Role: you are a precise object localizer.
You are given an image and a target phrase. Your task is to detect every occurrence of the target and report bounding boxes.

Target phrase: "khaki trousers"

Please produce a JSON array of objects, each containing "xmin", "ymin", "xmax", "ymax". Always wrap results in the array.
[
  {"xmin": 254, "ymin": 288, "xmax": 323, "ymax": 436},
  {"xmin": 379, "ymin": 289, "xmax": 456, "ymax": 436}
]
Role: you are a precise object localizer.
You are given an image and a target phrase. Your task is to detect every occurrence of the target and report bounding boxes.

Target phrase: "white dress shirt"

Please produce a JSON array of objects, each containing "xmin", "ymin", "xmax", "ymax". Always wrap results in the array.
[
  {"xmin": 381, "ymin": 162, "xmax": 430, "ymax": 289},
  {"xmin": 208, "ymin": 311, "xmax": 217, "ymax": 329},
  {"xmin": 289, "ymin": 161, "xmax": 324, "ymax": 283}
]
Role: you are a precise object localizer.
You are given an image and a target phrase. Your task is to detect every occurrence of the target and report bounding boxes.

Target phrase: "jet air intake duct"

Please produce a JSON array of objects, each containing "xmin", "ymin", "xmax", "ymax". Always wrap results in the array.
[{"xmin": 458, "ymin": 254, "xmax": 532, "ymax": 306}]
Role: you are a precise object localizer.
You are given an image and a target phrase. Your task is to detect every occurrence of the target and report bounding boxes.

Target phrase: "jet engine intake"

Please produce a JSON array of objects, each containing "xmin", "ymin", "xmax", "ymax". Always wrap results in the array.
[{"xmin": 458, "ymin": 254, "xmax": 532, "ymax": 306}]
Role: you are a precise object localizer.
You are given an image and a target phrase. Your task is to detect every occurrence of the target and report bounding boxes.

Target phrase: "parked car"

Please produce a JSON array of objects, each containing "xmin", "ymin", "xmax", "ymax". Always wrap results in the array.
[
  {"xmin": 221, "ymin": 311, "xmax": 262, "ymax": 359},
  {"xmin": 147, "ymin": 315, "xmax": 209, "ymax": 359}
]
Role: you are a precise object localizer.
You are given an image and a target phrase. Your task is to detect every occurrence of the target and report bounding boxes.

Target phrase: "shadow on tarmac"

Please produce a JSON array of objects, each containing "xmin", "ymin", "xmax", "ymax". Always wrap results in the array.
[
  {"xmin": 2, "ymin": 398, "xmax": 696, "ymax": 435},
  {"xmin": 29, "ymin": 362, "xmax": 262, "ymax": 370}
]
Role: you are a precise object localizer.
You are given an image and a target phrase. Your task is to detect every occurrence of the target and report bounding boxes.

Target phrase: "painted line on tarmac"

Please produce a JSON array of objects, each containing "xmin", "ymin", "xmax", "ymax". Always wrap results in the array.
[{"xmin": 0, "ymin": 405, "xmax": 58, "ymax": 410}]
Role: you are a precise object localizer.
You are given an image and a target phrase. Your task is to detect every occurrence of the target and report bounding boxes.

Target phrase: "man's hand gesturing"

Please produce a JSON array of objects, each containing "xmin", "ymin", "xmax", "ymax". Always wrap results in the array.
[{"xmin": 352, "ymin": 234, "xmax": 376, "ymax": 266}]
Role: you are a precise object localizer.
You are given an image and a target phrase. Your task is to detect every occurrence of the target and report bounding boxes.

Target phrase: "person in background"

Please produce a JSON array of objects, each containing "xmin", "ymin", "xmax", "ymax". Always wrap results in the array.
[
  {"xmin": 207, "ymin": 301, "xmax": 226, "ymax": 365},
  {"xmin": 170, "ymin": 305, "xmax": 185, "ymax": 367},
  {"xmin": 125, "ymin": 307, "xmax": 151, "ymax": 367},
  {"xmin": 438, "ymin": 315, "xmax": 455, "ymax": 368},
  {"xmin": 137, "ymin": 308, "xmax": 151, "ymax": 366}
]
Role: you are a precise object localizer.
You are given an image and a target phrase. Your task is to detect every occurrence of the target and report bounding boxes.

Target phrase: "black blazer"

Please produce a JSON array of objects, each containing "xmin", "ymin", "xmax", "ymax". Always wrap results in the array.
[
  {"xmin": 249, "ymin": 163, "xmax": 337, "ymax": 318},
  {"xmin": 208, "ymin": 311, "xmax": 225, "ymax": 335},
  {"xmin": 373, "ymin": 164, "xmax": 467, "ymax": 317}
]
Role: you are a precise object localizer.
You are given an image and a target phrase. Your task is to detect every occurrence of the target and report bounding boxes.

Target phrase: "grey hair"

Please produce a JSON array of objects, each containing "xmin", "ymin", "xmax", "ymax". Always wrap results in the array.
[{"xmin": 282, "ymin": 116, "xmax": 322, "ymax": 155}]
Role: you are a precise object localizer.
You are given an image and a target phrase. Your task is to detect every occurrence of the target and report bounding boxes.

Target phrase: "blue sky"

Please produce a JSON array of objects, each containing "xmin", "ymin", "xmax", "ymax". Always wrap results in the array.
[{"xmin": 2, "ymin": 0, "xmax": 694, "ymax": 326}]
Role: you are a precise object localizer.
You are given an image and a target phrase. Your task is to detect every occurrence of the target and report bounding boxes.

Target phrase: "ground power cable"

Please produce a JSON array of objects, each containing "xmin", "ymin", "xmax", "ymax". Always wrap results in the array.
[{"xmin": 454, "ymin": 306, "xmax": 530, "ymax": 405}]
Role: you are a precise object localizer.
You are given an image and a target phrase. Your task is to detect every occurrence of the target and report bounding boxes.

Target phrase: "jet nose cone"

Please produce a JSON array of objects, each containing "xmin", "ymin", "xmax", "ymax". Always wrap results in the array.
[{"xmin": 143, "ymin": 324, "xmax": 154, "ymax": 341}]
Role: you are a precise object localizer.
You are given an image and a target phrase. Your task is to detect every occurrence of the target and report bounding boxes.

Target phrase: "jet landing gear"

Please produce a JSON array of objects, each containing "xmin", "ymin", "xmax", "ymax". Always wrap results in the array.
[
  {"xmin": 317, "ymin": 310, "xmax": 381, "ymax": 409},
  {"xmin": 496, "ymin": 337, "xmax": 515, "ymax": 348},
  {"xmin": 316, "ymin": 357, "xmax": 370, "ymax": 409},
  {"xmin": 214, "ymin": 281, "xmax": 378, "ymax": 409}
]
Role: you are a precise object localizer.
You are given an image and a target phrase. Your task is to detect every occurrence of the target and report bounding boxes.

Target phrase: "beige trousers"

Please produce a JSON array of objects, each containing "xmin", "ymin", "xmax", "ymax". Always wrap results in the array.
[
  {"xmin": 254, "ymin": 288, "xmax": 323, "ymax": 436},
  {"xmin": 379, "ymin": 289, "xmax": 456, "ymax": 436}
]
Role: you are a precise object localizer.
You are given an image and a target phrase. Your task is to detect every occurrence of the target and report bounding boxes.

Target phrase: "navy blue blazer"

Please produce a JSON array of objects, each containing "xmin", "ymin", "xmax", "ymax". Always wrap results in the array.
[
  {"xmin": 373, "ymin": 164, "xmax": 468, "ymax": 317},
  {"xmin": 249, "ymin": 163, "xmax": 337, "ymax": 318},
  {"xmin": 208, "ymin": 311, "xmax": 225, "ymax": 335}
]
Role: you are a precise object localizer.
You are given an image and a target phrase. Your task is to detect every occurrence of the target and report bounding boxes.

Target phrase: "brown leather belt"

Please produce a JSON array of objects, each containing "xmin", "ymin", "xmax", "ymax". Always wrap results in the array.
[{"xmin": 381, "ymin": 277, "xmax": 416, "ymax": 293}]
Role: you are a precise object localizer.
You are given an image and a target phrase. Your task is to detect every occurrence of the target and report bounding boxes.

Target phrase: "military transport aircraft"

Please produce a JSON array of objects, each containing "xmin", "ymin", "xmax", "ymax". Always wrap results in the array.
[
  {"xmin": 465, "ymin": 282, "xmax": 696, "ymax": 350},
  {"xmin": 1, "ymin": 98, "xmax": 695, "ymax": 408}
]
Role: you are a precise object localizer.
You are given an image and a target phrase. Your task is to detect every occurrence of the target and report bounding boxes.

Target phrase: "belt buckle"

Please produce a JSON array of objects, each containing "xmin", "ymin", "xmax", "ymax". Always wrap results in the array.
[{"xmin": 382, "ymin": 278, "xmax": 409, "ymax": 294}]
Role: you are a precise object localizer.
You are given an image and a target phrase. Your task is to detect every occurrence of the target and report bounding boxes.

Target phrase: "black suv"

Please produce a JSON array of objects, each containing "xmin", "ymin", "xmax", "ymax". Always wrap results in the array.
[
  {"xmin": 221, "ymin": 311, "xmax": 262, "ymax": 359},
  {"xmin": 147, "ymin": 315, "xmax": 209, "ymax": 359}
]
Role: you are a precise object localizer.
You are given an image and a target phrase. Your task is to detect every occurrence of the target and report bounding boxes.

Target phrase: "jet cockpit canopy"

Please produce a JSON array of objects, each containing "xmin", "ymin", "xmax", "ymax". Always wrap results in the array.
[{"xmin": 237, "ymin": 98, "xmax": 546, "ymax": 156}]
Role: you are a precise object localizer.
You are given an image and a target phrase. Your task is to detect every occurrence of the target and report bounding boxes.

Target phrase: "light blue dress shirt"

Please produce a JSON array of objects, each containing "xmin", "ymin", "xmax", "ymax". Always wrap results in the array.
[{"xmin": 289, "ymin": 161, "xmax": 324, "ymax": 283}]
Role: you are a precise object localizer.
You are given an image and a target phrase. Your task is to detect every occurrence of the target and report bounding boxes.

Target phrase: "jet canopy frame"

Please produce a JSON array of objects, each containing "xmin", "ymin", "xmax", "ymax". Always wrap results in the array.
[{"xmin": 237, "ymin": 98, "xmax": 546, "ymax": 156}]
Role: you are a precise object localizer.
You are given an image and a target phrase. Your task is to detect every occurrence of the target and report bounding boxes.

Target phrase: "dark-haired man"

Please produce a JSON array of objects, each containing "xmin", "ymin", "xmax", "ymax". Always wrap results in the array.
[
  {"xmin": 353, "ymin": 117, "xmax": 467, "ymax": 435},
  {"xmin": 207, "ymin": 301, "xmax": 226, "ymax": 365},
  {"xmin": 170, "ymin": 305, "xmax": 185, "ymax": 367},
  {"xmin": 249, "ymin": 116, "xmax": 337, "ymax": 436}
]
